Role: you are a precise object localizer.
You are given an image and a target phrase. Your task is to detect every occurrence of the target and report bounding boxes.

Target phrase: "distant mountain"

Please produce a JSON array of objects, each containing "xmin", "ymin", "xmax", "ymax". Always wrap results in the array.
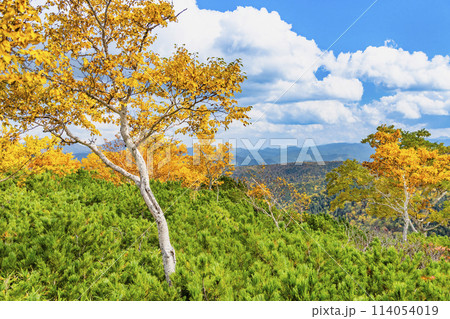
[
  {"xmin": 305, "ymin": 142, "xmax": 373, "ymax": 162},
  {"xmin": 188, "ymin": 142, "xmax": 373, "ymax": 166},
  {"xmin": 62, "ymin": 137, "xmax": 447, "ymax": 164},
  {"xmin": 62, "ymin": 144, "xmax": 91, "ymax": 161},
  {"xmin": 233, "ymin": 161, "xmax": 342, "ymax": 194}
]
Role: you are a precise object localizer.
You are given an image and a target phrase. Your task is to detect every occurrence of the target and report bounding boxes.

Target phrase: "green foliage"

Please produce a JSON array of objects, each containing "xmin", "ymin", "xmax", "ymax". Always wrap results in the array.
[{"xmin": 0, "ymin": 171, "xmax": 449, "ymax": 300}]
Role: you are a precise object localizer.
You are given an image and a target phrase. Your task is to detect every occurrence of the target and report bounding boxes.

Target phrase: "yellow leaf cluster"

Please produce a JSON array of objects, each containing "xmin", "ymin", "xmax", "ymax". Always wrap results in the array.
[
  {"xmin": 0, "ymin": 0, "xmax": 42, "ymax": 70},
  {"xmin": 364, "ymin": 130, "xmax": 450, "ymax": 192},
  {"xmin": 0, "ymin": 131, "xmax": 80, "ymax": 182},
  {"xmin": 81, "ymin": 152, "xmax": 127, "ymax": 186},
  {"xmin": 81, "ymin": 136, "xmax": 235, "ymax": 189},
  {"xmin": 192, "ymin": 137, "xmax": 235, "ymax": 189},
  {"xmin": 30, "ymin": 147, "xmax": 81, "ymax": 176}
]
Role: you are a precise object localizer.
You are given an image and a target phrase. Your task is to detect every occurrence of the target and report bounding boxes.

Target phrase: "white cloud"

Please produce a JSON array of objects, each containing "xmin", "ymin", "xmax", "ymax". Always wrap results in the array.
[
  {"xmin": 255, "ymin": 100, "xmax": 358, "ymax": 125},
  {"xmin": 328, "ymin": 46, "xmax": 450, "ymax": 90},
  {"xmin": 154, "ymin": 1, "xmax": 359, "ymax": 104},
  {"xmin": 155, "ymin": 0, "xmax": 223, "ymax": 57},
  {"xmin": 215, "ymin": 121, "xmax": 365, "ymax": 146},
  {"xmin": 368, "ymin": 91, "xmax": 450, "ymax": 119},
  {"xmin": 428, "ymin": 128, "xmax": 450, "ymax": 139},
  {"xmin": 152, "ymin": 0, "xmax": 450, "ymax": 142},
  {"xmin": 270, "ymin": 75, "xmax": 363, "ymax": 103}
]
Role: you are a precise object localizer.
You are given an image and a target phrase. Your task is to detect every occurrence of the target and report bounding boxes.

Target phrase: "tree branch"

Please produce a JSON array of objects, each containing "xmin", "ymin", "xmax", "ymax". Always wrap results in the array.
[{"xmin": 61, "ymin": 124, "xmax": 140, "ymax": 184}]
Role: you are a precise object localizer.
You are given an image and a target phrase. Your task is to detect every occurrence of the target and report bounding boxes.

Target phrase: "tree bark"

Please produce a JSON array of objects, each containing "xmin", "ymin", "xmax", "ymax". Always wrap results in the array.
[
  {"xmin": 402, "ymin": 217, "xmax": 408, "ymax": 242},
  {"xmin": 139, "ymin": 183, "xmax": 176, "ymax": 285},
  {"xmin": 133, "ymin": 145, "xmax": 176, "ymax": 286},
  {"xmin": 402, "ymin": 177, "xmax": 410, "ymax": 242},
  {"xmin": 118, "ymin": 110, "xmax": 176, "ymax": 285}
]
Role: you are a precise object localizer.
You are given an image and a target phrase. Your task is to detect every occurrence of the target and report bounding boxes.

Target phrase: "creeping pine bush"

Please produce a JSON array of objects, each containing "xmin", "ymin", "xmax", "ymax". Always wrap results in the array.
[{"xmin": 0, "ymin": 171, "xmax": 449, "ymax": 300}]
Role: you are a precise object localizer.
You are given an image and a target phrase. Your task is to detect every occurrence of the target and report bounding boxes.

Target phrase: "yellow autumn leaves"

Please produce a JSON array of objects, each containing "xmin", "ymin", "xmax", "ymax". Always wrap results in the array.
[
  {"xmin": 0, "ymin": 131, "xmax": 235, "ymax": 191},
  {"xmin": 0, "ymin": 131, "xmax": 79, "ymax": 183},
  {"xmin": 364, "ymin": 129, "xmax": 450, "ymax": 192}
]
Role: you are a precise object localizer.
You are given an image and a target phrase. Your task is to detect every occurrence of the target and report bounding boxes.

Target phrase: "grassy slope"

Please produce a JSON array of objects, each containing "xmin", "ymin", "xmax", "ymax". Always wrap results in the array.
[{"xmin": 0, "ymin": 171, "xmax": 448, "ymax": 301}]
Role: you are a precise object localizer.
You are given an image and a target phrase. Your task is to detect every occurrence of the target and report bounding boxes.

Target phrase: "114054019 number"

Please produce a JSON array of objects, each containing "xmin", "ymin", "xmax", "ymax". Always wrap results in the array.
[{"xmin": 372, "ymin": 305, "xmax": 439, "ymax": 316}]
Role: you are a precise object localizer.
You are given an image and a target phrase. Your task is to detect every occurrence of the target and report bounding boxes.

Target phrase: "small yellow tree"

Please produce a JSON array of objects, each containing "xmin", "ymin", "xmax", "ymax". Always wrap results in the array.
[
  {"xmin": 0, "ymin": 131, "xmax": 53, "ymax": 182},
  {"xmin": 327, "ymin": 126, "xmax": 449, "ymax": 241},
  {"xmin": 193, "ymin": 136, "xmax": 235, "ymax": 190},
  {"xmin": 245, "ymin": 168, "xmax": 311, "ymax": 230}
]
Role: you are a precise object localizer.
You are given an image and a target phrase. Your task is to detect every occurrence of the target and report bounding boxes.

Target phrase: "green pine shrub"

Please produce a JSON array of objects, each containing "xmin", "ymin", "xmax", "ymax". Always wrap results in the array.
[{"xmin": 0, "ymin": 171, "xmax": 448, "ymax": 300}]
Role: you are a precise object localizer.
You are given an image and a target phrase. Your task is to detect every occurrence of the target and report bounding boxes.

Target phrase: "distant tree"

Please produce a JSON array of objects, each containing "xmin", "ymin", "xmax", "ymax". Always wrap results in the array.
[
  {"xmin": 193, "ymin": 136, "xmax": 235, "ymax": 190},
  {"xmin": 0, "ymin": 132, "xmax": 52, "ymax": 182},
  {"xmin": 327, "ymin": 126, "xmax": 449, "ymax": 241},
  {"xmin": 245, "ymin": 168, "xmax": 310, "ymax": 230},
  {"xmin": 0, "ymin": 131, "xmax": 81, "ymax": 183}
]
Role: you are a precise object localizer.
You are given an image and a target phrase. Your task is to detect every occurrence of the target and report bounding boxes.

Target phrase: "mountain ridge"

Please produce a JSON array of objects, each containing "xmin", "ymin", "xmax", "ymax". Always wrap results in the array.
[{"xmin": 62, "ymin": 137, "xmax": 449, "ymax": 164}]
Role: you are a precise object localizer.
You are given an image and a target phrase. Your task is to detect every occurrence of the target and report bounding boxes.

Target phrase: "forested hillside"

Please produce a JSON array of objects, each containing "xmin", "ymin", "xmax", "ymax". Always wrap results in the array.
[
  {"xmin": 234, "ymin": 156, "xmax": 449, "ymax": 237},
  {"xmin": 1, "ymin": 171, "xmax": 449, "ymax": 301},
  {"xmin": 234, "ymin": 162, "xmax": 342, "ymax": 194}
]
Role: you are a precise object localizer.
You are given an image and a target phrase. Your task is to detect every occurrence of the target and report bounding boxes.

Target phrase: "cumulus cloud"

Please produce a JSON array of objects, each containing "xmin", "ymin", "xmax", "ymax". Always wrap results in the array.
[
  {"xmin": 149, "ymin": 0, "xmax": 450, "ymax": 142},
  {"xmin": 368, "ymin": 91, "xmax": 450, "ymax": 119},
  {"xmin": 272, "ymin": 75, "xmax": 363, "ymax": 103},
  {"xmin": 358, "ymin": 105, "xmax": 387, "ymax": 126},
  {"xmin": 154, "ymin": 0, "xmax": 358, "ymax": 104},
  {"xmin": 259, "ymin": 100, "xmax": 358, "ymax": 125},
  {"xmin": 328, "ymin": 46, "xmax": 450, "ymax": 91}
]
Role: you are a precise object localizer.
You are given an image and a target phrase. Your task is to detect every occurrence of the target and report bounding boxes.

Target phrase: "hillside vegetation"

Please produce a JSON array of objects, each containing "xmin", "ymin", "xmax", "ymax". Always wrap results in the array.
[
  {"xmin": 235, "ymin": 157, "xmax": 449, "ymax": 237},
  {"xmin": 234, "ymin": 162, "xmax": 342, "ymax": 194},
  {"xmin": 1, "ymin": 171, "xmax": 448, "ymax": 301}
]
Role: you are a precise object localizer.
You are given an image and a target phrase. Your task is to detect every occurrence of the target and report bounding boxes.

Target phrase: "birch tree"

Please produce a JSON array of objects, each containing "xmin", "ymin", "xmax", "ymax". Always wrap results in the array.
[
  {"xmin": 1, "ymin": 0, "xmax": 251, "ymax": 285},
  {"xmin": 327, "ymin": 127, "xmax": 449, "ymax": 241}
]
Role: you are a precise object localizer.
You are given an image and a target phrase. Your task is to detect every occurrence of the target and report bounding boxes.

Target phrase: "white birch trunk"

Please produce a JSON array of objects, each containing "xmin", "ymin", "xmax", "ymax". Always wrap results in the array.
[
  {"xmin": 131, "ymin": 144, "xmax": 176, "ymax": 285},
  {"xmin": 119, "ymin": 110, "xmax": 176, "ymax": 285},
  {"xmin": 402, "ymin": 177, "xmax": 410, "ymax": 242},
  {"xmin": 138, "ymin": 181, "xmax": 176, "ymax": 285},
  {"xmin": 402, "ymin": 215, "xmax": 409, "ymax": 242},
  {"xmin": 64, "ymin": 124, "xmax": 178, "ymax": 285}
]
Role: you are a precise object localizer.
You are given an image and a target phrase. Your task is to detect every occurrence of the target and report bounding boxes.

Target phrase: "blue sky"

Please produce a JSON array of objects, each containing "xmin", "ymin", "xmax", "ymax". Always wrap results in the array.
[{"xmin": 197, "ymin": 0, "xmax": 450, "ymax": 57}]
